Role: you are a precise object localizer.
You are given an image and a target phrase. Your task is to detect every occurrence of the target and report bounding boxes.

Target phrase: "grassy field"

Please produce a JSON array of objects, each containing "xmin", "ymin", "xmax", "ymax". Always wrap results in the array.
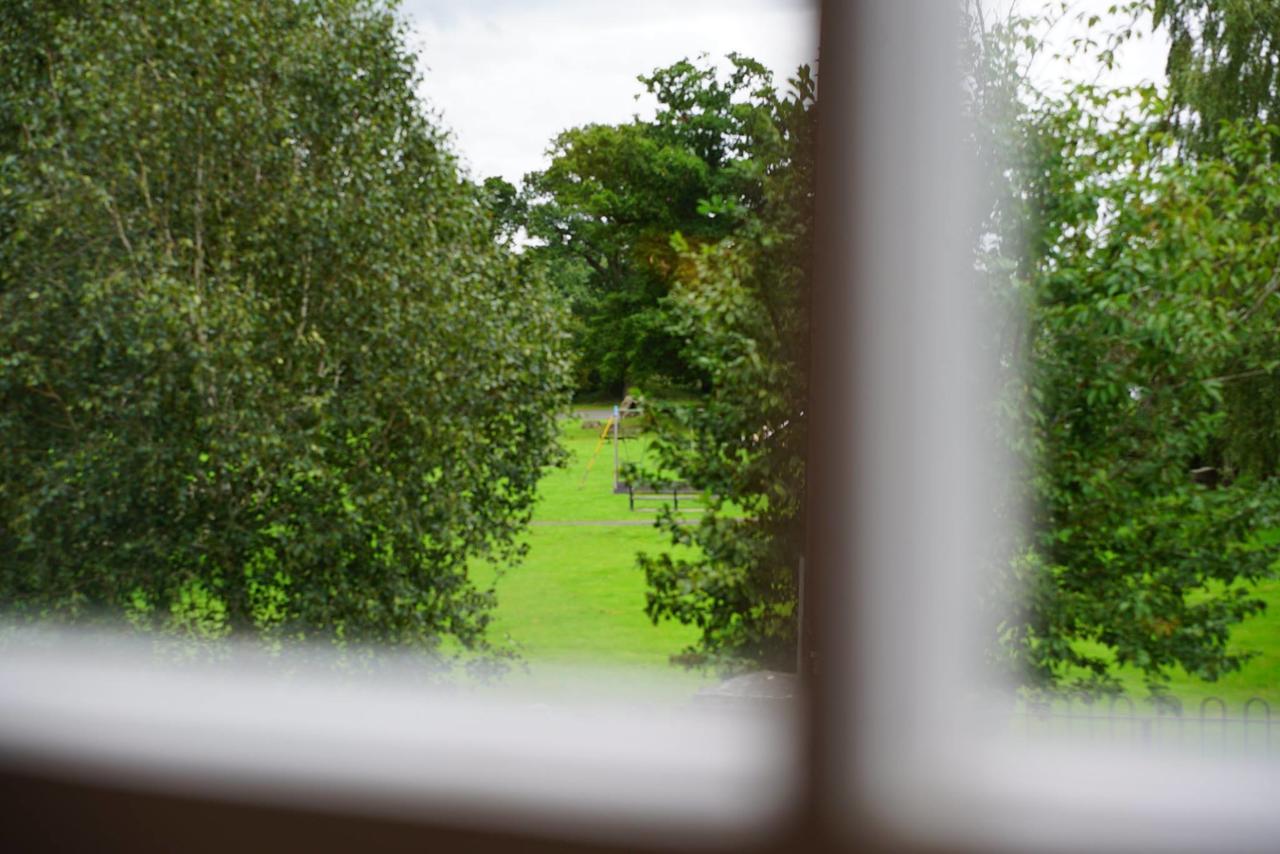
[
  {"xmin": 472, "ymin": 416, "xmax": 714, "ymax": 695},
  {"xmin": 480, "ymin": 412, "xmax": 1280, "ymax": 709},
  {"xmin": 1075, "ymin": 579, "xmax": 1280, "ymax": 710}
]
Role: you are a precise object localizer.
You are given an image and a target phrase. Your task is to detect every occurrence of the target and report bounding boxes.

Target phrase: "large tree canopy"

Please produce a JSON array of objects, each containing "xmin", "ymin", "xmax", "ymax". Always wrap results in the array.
[
  {"xmin": 1147, "ymin": 0, "xmax": 1280, "ymax": 488},
  {"xmin": 636, "ymin": 64, "xmax": 815, "ymax": 672},
  {"xmin": 1016, "ymin": 93, "xmax": 1280, "ymax": 695},
  {"xmin": 968, "ymin": 6, "xmax": 1280, "ymax": 697},
  {"xmin": 522, "ymin": 55, "xmax": 789, "ymax": 394},
  {"xmin": 0, "ymin": 0, "xmax": 570, "ymax": 651},
  {"xmin": 1155, "ymin": 0, "xmax": 1280, "ymax": 160}
]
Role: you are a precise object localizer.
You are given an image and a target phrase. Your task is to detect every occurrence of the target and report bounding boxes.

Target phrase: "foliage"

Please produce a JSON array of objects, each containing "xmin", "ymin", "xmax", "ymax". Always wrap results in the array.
[
  {"xmin": 521, "ymin": 55, "xmax": 787, "ymax": 394},
  {"xmin": 985, "ymin": 61, "xmax": 1280, "ymax": 696},
  {"xmin": 468, "ymin": 422, "xmax": 705, "ymax": 679},
  {"xmin": 1154, "ymin": 0, "xmax": 1280, "ymax": 160},
  {"xmin": 1147, "ymin": 0, "xmax": 1280, "ymax": 485},
  {"xmin": 0, "ymin": 0, "xmax": 570, "ymax": 652},
  {"xmin": 478, "ymin": 176, "xmax": 525, "ymax": 246},
  {"xmin": 635, "ymin": 65, "xmax": 815, "ymax": 673}
]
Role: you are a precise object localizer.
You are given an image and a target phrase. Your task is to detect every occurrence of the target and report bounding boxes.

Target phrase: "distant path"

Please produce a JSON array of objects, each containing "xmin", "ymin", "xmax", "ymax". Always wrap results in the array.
[{"xmin": 571, "ymin": 408, "xmax": 614, "ymax": 422}]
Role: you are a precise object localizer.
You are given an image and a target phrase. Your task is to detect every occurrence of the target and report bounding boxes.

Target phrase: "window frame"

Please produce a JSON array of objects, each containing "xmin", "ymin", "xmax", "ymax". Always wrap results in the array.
[{"xmin": 4, "ymin": 3, "xmax": 1280, "ymax": 852}]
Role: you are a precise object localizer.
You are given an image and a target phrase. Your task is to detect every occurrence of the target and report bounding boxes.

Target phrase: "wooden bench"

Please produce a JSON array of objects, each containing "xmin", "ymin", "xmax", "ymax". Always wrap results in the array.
[{"xmin": 625, "ymin": 482, "xmax": 705, "ymax": 512}]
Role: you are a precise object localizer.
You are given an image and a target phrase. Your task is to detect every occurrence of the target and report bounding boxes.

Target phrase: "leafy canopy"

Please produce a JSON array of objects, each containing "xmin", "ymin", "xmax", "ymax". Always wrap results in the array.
[
  {"xmin": 1155, "ymin": 0, "xmax": 1280, "ymax": 160},
  {"xmin": 636, "ymin": 62, "xmax": 815, "ymax": 672},
  {"xmin": 0, "ymin": 0, "xmax": 570, "ymax": 651},
  {"xmin": 521, "ymin": 55, "xmax": 786, "ymax": 394},
  {"xmin": 971, "ymin": 6, "xmax": 1280, "ymax": 697}
]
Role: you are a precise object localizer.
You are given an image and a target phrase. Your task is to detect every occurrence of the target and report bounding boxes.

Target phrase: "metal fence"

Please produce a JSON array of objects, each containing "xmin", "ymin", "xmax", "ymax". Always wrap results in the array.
[{"xmin": 1011, "ymin": 696, "xmax": 1277, "ymax": 757}]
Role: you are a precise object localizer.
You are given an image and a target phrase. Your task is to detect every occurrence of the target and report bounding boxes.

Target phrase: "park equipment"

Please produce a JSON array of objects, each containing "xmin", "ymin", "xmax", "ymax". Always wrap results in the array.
[
  {"xmin": 578, "ymin": 412, "xmax": 616, "ymax": 486},
  {"xmin": 577, "ymin": 399, "xmax": 706, "ymax": 512},
  {"xmin": 626, "ymin": 482, "xmax": 704, "ymax": 512},
  {"xmin": 579, "ymin": 400, "xmax": 646, "ymax": 491}
]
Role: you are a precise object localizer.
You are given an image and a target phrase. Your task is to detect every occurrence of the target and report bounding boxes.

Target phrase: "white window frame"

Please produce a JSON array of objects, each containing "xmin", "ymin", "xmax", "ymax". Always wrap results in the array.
[{"xmin": 2, "ymin": 3, "xmax": 1279, "ymax": 851}]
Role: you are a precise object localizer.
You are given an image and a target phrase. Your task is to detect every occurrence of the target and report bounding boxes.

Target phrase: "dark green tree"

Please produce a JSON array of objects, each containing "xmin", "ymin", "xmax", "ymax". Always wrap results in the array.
[
  {"xmin": 0, "ymin": 0, "xmax": 570, "ymax": 651},
  {"xmin": 478, "ymin": 176, "xmax": 525, "ymax": 246},
  {"xmin": 522, "ymin": 55, "xmax": 786, "ymax": 395},
  {"xmin": 1155, "ymin": 0, "xmax": 1280, "ymax": 161},
  {"xmin": 1017, "ymin": 92, "xmax": 1280, "ymax": 697},
  {"xmin": 636, "ymin": 65, "xmax": 815, "ymax": 672},
  {"xmin": 1148, "ymin": 0, "xmax": 1280, "ymax": 492},
  {"xmin": 968, "ymin": 5, "xmax": 1280, "ymax": 697}
]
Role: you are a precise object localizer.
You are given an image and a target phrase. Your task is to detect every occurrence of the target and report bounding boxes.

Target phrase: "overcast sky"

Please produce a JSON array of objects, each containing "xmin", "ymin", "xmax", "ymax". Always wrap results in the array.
[
  {"xmin": 399, "ymin": 0, "xmax": 820, "ymax": 187},
  {"xmin": 398, "ymin": 1, "xmax": 1171, "ymax": 188},
  {"xmin": 1010, "ymin": 0, "xmax": 1168, "ymax": 94}
]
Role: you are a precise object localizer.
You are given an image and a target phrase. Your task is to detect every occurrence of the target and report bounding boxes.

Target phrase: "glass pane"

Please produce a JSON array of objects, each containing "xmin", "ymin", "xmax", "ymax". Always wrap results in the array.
[{"xmin": 0, "ymin": 0, "xmax": 817, "ymax": 709}]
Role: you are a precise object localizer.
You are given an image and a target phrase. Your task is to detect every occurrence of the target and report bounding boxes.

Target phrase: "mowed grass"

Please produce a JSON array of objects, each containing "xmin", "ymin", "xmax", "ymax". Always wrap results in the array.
[
  {"xmin": 524, "ymin": 419, "xmax": 661, "ymax": 521},
  {"xmin": 484, "ymin": 414, "xmax": 1280, "ymax": 708},
  {"xmin": 1088, "ymin": 579, "xmax": 1280, "ymax": 710},
  {"xmin": 471, "ymin": 417, "xmax": 712, "ymax": 692},
  {"xmin": 472, "ymin": 526, "xmax": 694, "ymax": 665}
]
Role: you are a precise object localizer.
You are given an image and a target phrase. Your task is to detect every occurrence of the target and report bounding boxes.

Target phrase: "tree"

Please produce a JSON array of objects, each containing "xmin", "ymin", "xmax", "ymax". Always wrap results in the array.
[
  {"xmin": 1146, "ymin": 0, "xmax": 1280, "ymax": 490},
  {"xmin": 636, "ymin": 65, "xmax": 815, "ymax": 672},
  {"xmin": 478, "ymin": 176, "xmax": 525, "ymax": 247},
  {"xmin": 978, "ymin": 44, "xmax": 1280, "ymax": 696},
  {"xmin": 0, "ymin": 0, "xmax": 570, "ymax": 652},
  {"xmin": 1154, "ymin": 0, "xmax": 1280, "ymax": 161},
  {"xmin": 522, "ymin": 55, "xmax": 787, "ymax": 395}
]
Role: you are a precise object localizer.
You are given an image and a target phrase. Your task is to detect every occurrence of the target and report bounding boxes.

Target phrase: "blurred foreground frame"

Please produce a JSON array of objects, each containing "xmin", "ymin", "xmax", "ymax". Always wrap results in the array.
[{"xmin": 3, "ymin": 3, "xmax": 1280, "ymax": 854}]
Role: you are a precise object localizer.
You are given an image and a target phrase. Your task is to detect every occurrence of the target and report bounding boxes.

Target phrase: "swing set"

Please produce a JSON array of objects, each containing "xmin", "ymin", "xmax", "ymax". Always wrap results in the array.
[
  {"xmin": 579, "ymin": 401, "xmax": 704, "ymax": 512},
  {"xmin": 578, "ymin": 404, "xmax": 639, "ymax": 493}
]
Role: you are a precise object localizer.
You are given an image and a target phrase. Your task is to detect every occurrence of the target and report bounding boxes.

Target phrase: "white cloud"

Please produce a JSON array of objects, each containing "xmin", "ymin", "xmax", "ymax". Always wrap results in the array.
[{"xmin": 401, "ymin": 0, "xmax": 819, "ymax": 186}]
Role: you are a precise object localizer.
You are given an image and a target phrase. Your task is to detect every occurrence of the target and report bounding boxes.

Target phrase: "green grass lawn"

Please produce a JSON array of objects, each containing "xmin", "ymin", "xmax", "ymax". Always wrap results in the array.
[
  {"xmin": 486, "ymin": 415, "xmax": 1280, "ymax": 710},
  {"xmin": 525, "ymin": 421, "xmax": 659, "ymax": 521},
  {"xmin": 1076, "ymin": 578, "xmax": 1280, "ymax": 711},
  {"xmin": 473, "ymin": 525, "xmax": 698, "ymax": 666},
  {"xmin": 472, "ymin": 418, "xmax": 714, "ymax": 695}
]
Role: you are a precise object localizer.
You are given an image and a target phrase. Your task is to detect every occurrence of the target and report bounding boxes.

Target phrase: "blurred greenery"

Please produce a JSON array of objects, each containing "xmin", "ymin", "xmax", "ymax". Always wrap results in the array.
[
  {"xmin": 974, "ymin": 4, "xmax": 1280, "ymax": 699},
  {"xmin": 0, "ymin": 0, "xmax": 570, "ymax": 653},
  {"xmin": 6, "ymin": 0, "xmax": 1280, "ymax": 711}
]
